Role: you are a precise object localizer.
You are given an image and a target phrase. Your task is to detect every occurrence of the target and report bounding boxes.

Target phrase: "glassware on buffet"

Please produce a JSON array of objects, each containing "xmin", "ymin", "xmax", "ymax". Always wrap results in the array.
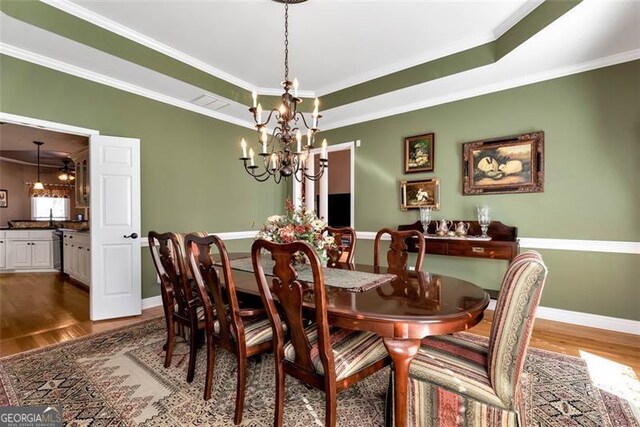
[
  {"xmin": 476, "ymin": 205, "xmax": 491, "ymax": 238},
  {"xmin": 419, "ymin": 207, "xmax": 432, "ymax": 236}
]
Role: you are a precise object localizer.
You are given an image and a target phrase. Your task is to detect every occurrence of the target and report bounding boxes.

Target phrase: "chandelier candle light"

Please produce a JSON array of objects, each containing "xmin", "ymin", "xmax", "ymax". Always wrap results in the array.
[{"xmin": 239, "ymin": 0, "xmax": 328, "ymax": 183}]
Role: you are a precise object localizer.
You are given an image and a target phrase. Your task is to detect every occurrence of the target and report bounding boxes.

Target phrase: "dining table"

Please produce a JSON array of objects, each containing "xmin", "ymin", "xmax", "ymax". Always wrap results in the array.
[{"xmin": 225, "ymin": 253, "xmax": 490, "ymax": 427}]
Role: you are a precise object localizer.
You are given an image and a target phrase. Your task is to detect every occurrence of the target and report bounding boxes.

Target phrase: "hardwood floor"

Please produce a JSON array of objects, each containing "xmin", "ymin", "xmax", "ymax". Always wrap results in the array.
[
  {"xmin": 1, "ymin": 272, "xmax": 639, "ymax": 378},
  {"xmin": 0, "ymin": 272, "xmax": 163, "ymax": 357}
]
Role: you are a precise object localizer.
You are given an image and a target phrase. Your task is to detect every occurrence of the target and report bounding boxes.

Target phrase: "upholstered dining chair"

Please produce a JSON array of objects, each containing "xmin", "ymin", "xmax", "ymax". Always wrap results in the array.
[
  {"xmin": 148, "ymin": 231, "xmax": 208, "ymax": 381},
  {"xmin": 324, "ymin": 226, "xmax": 357, "ymax": 266},
  {"xmin": 387, "ymin": 251, "xmax": 548, "ymax": 426},
  {"xmin": 186, "ymin": 234, "xmax": 277, "ymax": 424},
  {"xmin": 251, "ymin": 239, "xmax": 391, "ymax": 427},
  {"xmin": 374, "ymin": 228, "xmax": 425, "ymax": 272}
]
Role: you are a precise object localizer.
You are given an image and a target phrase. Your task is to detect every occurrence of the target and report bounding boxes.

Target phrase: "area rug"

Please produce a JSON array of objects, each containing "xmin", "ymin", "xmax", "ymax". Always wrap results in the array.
[{"xmin": 0, "ymin": 318, "xmax": 637, "ymax": 426}]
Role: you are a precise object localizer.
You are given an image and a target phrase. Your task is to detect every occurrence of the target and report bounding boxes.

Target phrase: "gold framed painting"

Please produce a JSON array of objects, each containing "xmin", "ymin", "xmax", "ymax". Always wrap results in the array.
[
  {"xmin": 462, "ymin": 131, "xmax": 544, "ymax": 195},
  {"xmin": 400, "ymin": 178, "xmax": 440, "ymax": 210},
  {"xmin": 404, "ymin": 133, "xmax": 434, "ymax": 173}
]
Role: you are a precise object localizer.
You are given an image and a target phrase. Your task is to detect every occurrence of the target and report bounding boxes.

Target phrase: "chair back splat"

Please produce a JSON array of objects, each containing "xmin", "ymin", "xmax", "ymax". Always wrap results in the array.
[
  {"xmin": 324, "ymin": 226, "xmax": 357, "ymax": 266},
  {"xmin": 252, "ymin": 240, "xmax": 334, "ymax": 376},
  {"xmin": 374, "ymin": 228, "xmax": 425, "ymax": 272}
]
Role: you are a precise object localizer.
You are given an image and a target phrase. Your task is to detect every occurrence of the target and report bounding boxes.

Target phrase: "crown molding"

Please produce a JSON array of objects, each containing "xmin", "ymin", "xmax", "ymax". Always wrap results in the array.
[
  {"xmin": 315, "ymin": 1, "xmax": 546, "ymax": 98},
  {"xmin": 314, "ymin": 32, "xmax": 495, "ymax": 97},
  {"xmin": 321, "ymin": 48, "xmax": 640, "ymax": 131},
  {"xmin": 493, "ymin": 0, "xmax": 545, "ymax": 38},
  {"xmin": 0, "ymin": 156, "xmax": 60, "ymax": 168},
  {"xmin": 0, "ymin": 43, "xmax": 256, "ymax": 130},
  {"xmin": 40, "ymin": 0, "xmax": 290, "ymax": 96}
]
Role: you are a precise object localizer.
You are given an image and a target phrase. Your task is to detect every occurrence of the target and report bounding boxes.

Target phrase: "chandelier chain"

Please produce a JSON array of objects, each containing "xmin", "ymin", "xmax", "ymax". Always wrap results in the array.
[{"xmin": 284, "ymin": 1, "xmax": 289, "ymax": 82}]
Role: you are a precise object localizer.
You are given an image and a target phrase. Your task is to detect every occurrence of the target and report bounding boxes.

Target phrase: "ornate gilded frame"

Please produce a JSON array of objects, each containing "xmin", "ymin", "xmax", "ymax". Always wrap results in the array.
[
  {"xmin": 462, "ymin": 131, "xmax": 544, "ymax": 195},
  {"xmin": 400, "ymin": 178, "xmax": 441, "ymax": 210},
  {"xmin": 404, "ymin": 133, "xmax": 434, "ymax": 173}
]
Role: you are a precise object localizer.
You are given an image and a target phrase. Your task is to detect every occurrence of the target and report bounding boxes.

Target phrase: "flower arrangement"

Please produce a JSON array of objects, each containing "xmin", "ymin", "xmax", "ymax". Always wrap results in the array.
[{"xmin": 256, "ymin": 199, "xmax": 337, "ymax": 263}]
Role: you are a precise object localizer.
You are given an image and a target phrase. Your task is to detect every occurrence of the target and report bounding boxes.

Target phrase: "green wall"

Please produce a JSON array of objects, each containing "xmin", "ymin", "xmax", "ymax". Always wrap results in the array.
[
  {"xmin": 1, "ymin": 53, "xmax": 638, "ymax": 320},
  {"xmin": 323, "ymin": 60, "xmax": 640, "ymax": 321},
  {"xmin": 0, "ymin": 55, "xmax": 285, "ymax": 298}
]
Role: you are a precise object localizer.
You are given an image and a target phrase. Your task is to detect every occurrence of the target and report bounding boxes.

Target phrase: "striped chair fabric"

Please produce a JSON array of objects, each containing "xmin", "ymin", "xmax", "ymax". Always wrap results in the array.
[
  {"xmin": 284, "ymin": 325, "xmax": 388, "ymax": 380},
  {"xmin": 389, "ymin": 251, "xmax": 548, "ymax": 427},
  {"xmin": 213, "ymin": 317, "xmax": 285, "ymax": 347},
  {"xmin": 172, "ymin": 231, "xmax": 209, "ymax": 278}
]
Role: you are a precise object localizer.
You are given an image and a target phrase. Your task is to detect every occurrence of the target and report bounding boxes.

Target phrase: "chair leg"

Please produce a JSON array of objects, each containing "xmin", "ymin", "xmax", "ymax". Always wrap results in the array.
[
  {"xmin": 234, "ymin": 356, "xmax": 247, "ymax": 425},
  {"xmin": 186, "ymin": 325, "xmax": 198, "ymax": 383},
  {"xmin": 274, "ymin": 357, "xmax": 285, "ymax": 427},
  {"xmin": 164, "ymin": 315, "xmax": 175, "ymax": 368},
  {"xmin": 325, "ymin": 384, "xmax": 337, "ymax": 427},
  {"xmin": 203, "ymin": 336, "xmax": 215, "ymax": 401}
]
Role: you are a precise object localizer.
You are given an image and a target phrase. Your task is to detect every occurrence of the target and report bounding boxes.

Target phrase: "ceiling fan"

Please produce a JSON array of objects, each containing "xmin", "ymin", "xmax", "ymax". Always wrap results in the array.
[{"xmin": 58, "ymin": 159, "xmax": 76, "ymax": 182}]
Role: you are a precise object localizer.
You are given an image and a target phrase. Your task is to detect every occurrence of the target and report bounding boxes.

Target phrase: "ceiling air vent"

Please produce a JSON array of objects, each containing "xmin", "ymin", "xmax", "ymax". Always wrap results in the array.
[{"xmin": 191, "ymin": 94, "xmax": 230, "ymax": 111}]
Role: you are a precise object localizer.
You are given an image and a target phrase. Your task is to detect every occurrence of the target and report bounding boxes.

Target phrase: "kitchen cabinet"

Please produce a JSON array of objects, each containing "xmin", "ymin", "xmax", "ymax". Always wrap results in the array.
[
  {"xmin": 5, "ymin": 230, "xmax": 53, "ymax": 270},
  {"xmin": 0, "ymin": 236, "xmax": 5, "ymax": 269},
  {"xmin": 63, "ymin": 231, "xmax": 91, "ymax": 286},
  {"xmin": 70, "ymin": 148, "xmax": 90, "ymax": 208}
]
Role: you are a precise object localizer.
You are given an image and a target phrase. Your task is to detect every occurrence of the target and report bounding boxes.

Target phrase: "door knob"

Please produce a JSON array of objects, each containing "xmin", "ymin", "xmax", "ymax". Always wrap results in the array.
[{"xmin": 124, "ymin": 233, "xmax": 139, "ymax": 239}]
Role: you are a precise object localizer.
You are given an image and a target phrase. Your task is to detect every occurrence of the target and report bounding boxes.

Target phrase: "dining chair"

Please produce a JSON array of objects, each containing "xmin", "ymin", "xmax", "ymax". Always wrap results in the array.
[
  {"xmin": 387, "ymin": 251, "xmax": 548, "ymax": 426},
  {"xmin": 186, "ymin": 234, "xmax": 277, "ymax": 424},
  {"xmin": 251, "ymin": 239, "xmax": 391, "ymax": 427},
  {"xmin": 374, "ymin": 228, "xmax": 425, "ymax": 272},
  {"xmin": 148, "ymin": 230, "xmax": 208, "ymax": 381},
  {"xmin": 324, "ymin": 226, "xmax": 357, "ymax": 266}
]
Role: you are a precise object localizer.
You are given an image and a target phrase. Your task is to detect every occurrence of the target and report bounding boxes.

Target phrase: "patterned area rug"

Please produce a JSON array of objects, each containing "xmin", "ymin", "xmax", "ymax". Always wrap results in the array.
[{"xmin": 0, "ymin": 318, "xmax": 637, "ymax": 426}]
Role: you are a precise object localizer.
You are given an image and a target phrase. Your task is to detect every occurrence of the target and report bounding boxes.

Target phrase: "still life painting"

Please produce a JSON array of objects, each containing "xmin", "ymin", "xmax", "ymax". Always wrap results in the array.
[
  {"xmin": 463, "ymin": 131, "xmax": 544, "ymax": 195},
  {"xmin": 404, "ymin": 133, "xmax": 434, "ymax": 173},
  {"xmin": 400, "ymin": 178, "xmax": 440, "ymax": 210}
]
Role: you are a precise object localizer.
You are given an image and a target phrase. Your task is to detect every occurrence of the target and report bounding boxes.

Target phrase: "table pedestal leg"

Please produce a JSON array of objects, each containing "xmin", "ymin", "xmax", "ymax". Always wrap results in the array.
[{"xmin": 383, "ymin": 337, "xmax": 421, "ymax": 427}]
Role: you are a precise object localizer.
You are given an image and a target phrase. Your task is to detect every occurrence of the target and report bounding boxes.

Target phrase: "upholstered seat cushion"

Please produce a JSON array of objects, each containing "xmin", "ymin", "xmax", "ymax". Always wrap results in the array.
[
  {"xmin": 388, "ymin": 374, "xmax": 519, "ymax": 427},
  {"xmin": 409, "ymin": 335, "xmax": 506, "ymax": 409},
  {"xmin": 284, "ymin": 326, "xmax": 388, "ymax": 380},
  {"xmin": 214, "ymin": 317, "xmax": 279, "ymax": 347}
]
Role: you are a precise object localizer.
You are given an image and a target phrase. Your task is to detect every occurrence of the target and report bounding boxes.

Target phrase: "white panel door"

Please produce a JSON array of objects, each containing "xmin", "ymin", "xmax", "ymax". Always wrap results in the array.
[
  {"xmin": 90, "ymin": 135, "xmax": 141, "ymax": 321},
  {"xmin": 31, "ymin": 241, "xmax": 52, "ymax": 268}
]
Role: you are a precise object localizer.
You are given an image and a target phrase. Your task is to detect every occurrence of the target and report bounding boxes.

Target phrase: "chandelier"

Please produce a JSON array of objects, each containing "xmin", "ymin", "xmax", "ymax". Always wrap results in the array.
[{"xmin": 239, "ymin": 0, "xmax": 328, "ymax": 183}]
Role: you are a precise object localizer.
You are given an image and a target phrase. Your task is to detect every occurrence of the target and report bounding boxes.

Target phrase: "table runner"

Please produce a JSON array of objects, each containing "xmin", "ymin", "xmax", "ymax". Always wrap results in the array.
[{"xmin": 229, "ymin": 257, "xmax": 395, "ymax": 293}]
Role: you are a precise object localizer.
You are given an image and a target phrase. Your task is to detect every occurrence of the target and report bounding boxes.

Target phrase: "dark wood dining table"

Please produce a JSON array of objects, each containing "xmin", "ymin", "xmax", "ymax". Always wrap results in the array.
[{"xmin": 227, "ymin": 254, "xmax": 490, "ymax": 427}]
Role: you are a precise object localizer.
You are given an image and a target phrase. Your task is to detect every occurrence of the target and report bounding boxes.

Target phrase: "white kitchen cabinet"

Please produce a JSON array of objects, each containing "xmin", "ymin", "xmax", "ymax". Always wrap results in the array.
[
  {"xmin": 0, "ymin": 237, "xmax": 5, "ymax": 269},
  {"xmin": 5, "ymin": 231, "xmax": 53, "ymax": 270},
  {"xmin": 70, "ymin": 148, "xmax": 90, "ymax": 208},
  {"xmin": 9, "ymin": 241, "xmax": 32, "ymax": 268},
  {"xmin": 32, "ymin": 241, "xmax": 53, "ymax": 267},
  {"xmin": 63, "ymin": 231, "xmax": 91, "ymax": 287}
]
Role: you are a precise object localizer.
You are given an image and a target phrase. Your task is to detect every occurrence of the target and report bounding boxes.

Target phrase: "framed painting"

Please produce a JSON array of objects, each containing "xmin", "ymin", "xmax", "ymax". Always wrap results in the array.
[
  {"xmin": 400, "ymin": 178, "xmax": 440, "ymax": 210},
  {"xmin": 0, "ymin": 189, "xmax": 7, "ymax": 208},
  {"xmin": 462, "ymin": 131, "xmax": 544, "ymax": 195},
  {"xmin": 404, "ymin": 133, "xmax": 434, "ymax": 173}
]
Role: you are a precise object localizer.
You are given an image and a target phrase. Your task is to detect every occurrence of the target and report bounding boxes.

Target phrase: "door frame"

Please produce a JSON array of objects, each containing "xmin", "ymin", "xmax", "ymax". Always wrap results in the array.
[
  {"xmin": 0, "ymin": 112, "xmax": 140, "ymax": 320},
  {"xmin": 293, "ymin": 141, "xmax": 355, "ymax": 228}
]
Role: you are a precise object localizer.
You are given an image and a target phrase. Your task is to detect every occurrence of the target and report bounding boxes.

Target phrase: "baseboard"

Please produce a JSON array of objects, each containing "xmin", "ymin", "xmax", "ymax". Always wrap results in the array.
[
  {"xmin": 0, "ymin": 268, "xmax": 59, "ymax": 273},
  {"xmin": 141, "ymin": 295, "xmax": 163, "ymax": 310},
  {"xmin": 487, "ymin": 300, "xmax": 640, "ymax": 336}
]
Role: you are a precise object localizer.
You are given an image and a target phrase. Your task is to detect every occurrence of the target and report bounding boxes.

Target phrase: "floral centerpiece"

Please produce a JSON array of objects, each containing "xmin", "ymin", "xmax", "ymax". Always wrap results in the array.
[{"xmin": 256, "ymin": 199, "xmax": 337, "ymax": 264}]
